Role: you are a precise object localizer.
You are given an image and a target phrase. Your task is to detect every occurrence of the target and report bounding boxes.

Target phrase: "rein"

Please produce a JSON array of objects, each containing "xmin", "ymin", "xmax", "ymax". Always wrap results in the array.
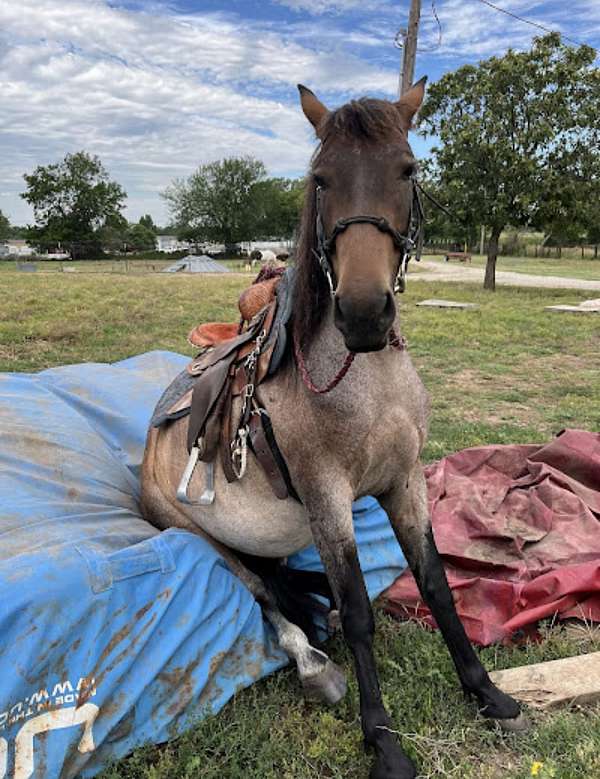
[{"xmin": 294, "ymin": 328, "xmax": 406, "ymax": 395}]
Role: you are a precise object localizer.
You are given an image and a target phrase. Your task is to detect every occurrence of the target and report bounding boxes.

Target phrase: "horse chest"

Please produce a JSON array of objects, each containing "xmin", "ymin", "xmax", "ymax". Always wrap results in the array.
[{"xmin": 265, "ymin": 357, "xmax": 425, "ymax": 498}]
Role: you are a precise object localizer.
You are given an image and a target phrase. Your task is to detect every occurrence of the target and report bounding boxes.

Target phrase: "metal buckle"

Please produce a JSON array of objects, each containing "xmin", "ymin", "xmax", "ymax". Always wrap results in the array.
[
  {"xmin": 325, "ymin": 267, "xmax": 335, "ymax": 297},
  {"xmin": 231, "ymin": 426, "xmax": 249, "ymax": 480},
  {"xmin": 394, "ymin": 252, "xmax": 410, "ymax": 294}
]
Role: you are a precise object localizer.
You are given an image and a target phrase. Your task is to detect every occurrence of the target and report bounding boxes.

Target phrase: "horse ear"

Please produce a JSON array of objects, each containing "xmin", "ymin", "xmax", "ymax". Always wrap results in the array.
[
  {"xmin": 297, "ymin": 84, "xmax": 329, "ymax": 137},
  {"xmin": 396, "ymin": 76, "xmax": 427, "ymax": 131}
]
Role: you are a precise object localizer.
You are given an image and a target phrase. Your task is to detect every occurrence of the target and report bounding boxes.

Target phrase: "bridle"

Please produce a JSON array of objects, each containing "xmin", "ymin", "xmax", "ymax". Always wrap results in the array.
[
  {"xmin": 295, "ymin": 174, "xmax": 420, "ymax": 395},
  {"xmin": 313, "ymin": 174, "xmax": 425, "ymax": 296}
]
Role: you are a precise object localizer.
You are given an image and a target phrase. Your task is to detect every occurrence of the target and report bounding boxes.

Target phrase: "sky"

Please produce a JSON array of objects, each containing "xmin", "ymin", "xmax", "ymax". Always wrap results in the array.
[{"xmin": 1, "ymin": 0, "xmax": 599, "ymax": 226}]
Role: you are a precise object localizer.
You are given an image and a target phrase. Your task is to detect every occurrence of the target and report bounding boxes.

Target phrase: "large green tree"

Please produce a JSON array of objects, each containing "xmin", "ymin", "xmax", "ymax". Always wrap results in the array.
[
  {"xmin": 253, "ymin": 177, "xmax": 305, "ymax": 239},
  {"xmin": 163, "ymin": 156, "xmax": 267, "ymax": 248},
  {"xmin": 21, "ymin": 151, "xmax": 126, "ymax": 259},
  {"xmin": 420, "ymin": 33, "xmax": 600, "ymax": 289}
]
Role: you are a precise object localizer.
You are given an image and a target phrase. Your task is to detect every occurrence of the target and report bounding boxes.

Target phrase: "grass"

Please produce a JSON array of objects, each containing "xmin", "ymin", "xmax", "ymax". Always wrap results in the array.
[
  {"xmin": 2, "ymin": 271, "xmax": 600, "ymax": 778},
  {"xmin": 0, "ymin": 257, "xmax": 254, "ymax": 274},
  {"xmin": 426, "ymin": 254, "xmax": 600, "ymax": 282}
]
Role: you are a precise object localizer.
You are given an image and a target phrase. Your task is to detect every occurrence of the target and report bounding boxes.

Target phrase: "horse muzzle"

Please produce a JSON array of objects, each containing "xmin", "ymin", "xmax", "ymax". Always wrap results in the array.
[{"xmin": 333, "ymin": 290, "xmax": 396, "ymax": 352}]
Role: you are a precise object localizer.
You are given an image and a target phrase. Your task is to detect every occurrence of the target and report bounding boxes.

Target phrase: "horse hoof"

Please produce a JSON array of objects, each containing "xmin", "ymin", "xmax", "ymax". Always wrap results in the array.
[
  {"xmin": 369, "ymin": 750, "xmax": 416, "ymax": 779},
  {"xmin": 496, "ymin": 712, "xmax": 530, "ymax": 733},
  {"xmin": 302, "ymin": 660, "xmax": 347, "ymax": 705}
]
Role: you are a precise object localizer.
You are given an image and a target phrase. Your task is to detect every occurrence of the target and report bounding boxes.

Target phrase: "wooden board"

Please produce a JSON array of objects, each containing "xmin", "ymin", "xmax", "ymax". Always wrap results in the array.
[
  {"xmin": 489, "ymin": 651, "xmax": 600, "ymax": 710},
  {"xmin": 416, "ymin": 299, "xmax": 479, "ymax": 309}
]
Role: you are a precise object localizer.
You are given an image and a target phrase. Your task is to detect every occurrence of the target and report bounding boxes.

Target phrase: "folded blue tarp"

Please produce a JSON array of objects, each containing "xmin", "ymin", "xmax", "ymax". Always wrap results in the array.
[{"xmin": 0, "ymin": 351, "xmax": 407, "ymax": 778}]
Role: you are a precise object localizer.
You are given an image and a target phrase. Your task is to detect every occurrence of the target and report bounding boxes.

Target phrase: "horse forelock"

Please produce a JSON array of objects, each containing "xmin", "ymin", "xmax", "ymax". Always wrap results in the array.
[{"xmin": 322, "ymin": 98, "xmax": 406, "ymax": 143}]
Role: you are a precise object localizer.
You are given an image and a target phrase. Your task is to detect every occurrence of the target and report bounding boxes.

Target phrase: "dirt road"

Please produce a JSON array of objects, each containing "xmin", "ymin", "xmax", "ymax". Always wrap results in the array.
[{"xmin": 413, "ymin": 259, "xmax": 600, "ymax": 291}]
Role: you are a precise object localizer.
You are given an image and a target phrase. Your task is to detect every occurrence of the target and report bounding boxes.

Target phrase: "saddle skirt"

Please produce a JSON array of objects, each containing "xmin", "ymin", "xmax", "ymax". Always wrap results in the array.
[{"xmin": 151, "ymin": 266, "xmax": 297, "ymax": 501}]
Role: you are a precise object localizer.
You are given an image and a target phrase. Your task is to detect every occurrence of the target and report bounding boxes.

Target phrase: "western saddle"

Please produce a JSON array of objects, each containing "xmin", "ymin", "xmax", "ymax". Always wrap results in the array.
[{"xmin": 151, "ymin": 266, "xmax": 298, "ymax": 506}]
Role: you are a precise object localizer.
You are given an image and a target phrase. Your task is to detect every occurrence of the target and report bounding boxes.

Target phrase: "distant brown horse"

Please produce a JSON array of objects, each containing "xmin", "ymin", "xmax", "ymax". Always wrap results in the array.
[{"xmin": 141, "ymin": 80, "xmax": 525, "ymax": 779}]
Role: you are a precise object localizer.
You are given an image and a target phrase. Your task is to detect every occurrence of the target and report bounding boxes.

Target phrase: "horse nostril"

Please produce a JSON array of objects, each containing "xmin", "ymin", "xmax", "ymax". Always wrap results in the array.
[
  {"xmin": 335, "ymin": 292, "xmax": 392, "ymax": 324},
  {"xmin": 382, "ymin": 291, "xmax": 395, "ymax": 320}
]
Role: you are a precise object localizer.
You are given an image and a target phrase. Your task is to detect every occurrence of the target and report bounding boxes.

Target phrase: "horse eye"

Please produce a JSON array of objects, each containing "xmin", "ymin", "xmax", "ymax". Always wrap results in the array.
[
  {"xmin": 401, "ymin": 164, "xmax": 417, "ymax": 180},
  {"xmin": 314, "ymin": 175, "xmax": 327, "ymax": 189}
]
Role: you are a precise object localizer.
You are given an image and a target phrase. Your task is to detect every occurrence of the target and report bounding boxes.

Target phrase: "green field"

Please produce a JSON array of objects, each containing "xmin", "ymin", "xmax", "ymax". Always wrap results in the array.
[{"xmin": 1, "ymin": 271, "xmax": 600, "ymax": 778}]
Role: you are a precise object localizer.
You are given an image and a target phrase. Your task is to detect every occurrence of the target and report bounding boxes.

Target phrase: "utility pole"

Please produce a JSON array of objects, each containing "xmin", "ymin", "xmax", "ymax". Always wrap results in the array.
[{"xmin": 399, "ymin": 0, "xmax": 422, "ymax": 96}]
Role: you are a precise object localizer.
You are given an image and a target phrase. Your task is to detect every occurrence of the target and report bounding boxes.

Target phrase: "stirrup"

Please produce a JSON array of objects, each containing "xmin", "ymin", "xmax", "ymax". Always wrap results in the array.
[{"xmin": 176, "ymin": 444, "xmax": 216, "ymax": 506}]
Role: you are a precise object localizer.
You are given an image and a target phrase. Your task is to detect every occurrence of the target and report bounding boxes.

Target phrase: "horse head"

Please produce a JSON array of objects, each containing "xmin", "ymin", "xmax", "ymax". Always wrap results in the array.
[{"xmin": 297, "ymin": 79, "xmax": 426, "ymax": 353}]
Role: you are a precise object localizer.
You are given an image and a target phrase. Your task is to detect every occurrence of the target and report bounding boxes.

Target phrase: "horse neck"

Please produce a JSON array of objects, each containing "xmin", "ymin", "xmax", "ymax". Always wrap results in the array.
[{"xmin": 294, "ymin": 301, "xmax": 390, "ymax": 398}]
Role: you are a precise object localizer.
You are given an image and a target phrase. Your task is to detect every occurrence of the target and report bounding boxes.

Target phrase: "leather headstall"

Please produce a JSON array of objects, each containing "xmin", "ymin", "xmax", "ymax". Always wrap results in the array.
[{"xmin": 314, "ymin": 175, "xmax": 424, "ymax": 295}]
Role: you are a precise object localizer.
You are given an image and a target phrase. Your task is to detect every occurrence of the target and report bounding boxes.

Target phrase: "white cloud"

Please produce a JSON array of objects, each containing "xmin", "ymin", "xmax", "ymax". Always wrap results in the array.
[
  {"xmin": 1, "ymin": 0, "xmax": 596, "ymax": 224},
  {"xmin": 0, "ymin": 0, "xmax": 398, "ymax": 224},
  {"xmin": 274, "ymin": 0, "xmax": 386, "ymax": 12}
]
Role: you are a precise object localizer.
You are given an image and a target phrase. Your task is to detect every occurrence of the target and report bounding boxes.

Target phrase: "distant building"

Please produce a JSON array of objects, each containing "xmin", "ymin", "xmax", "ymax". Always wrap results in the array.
[
  {"xmin": 0, "ymin": 239, "xmax": 35, "ymax": 257},
  {"xmin": 156, "ymin": 235, "xmax": 191, "ymax": 253}
]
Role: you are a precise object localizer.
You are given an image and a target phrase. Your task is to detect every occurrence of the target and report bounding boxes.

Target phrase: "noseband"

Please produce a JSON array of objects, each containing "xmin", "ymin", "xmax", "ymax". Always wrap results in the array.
[{"xmin": 314, "ymin": 176, "xmax": 424, "ymax": 295}]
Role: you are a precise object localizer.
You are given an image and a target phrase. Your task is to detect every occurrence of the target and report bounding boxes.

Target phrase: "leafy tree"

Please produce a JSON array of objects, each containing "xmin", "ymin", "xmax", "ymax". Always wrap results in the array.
[
  {"xmin": 420, "ymin": 33, "xmax": 600, "ymax": 289},
  {"xmin": 21, "ymin": 151, "xmax": 126, "ymax": 259},
  {"xmin": 125, "ymin": 222, "xmax": 156, "ymax": 252},
  {"xmin": 418, "ymin": 160, "xmax": 478, "ymax": 248},
  {"xmin": 163, "ymin": 156, "xmax": 267, "ymax": 248},
  {"xmin": 138, "ymin": 214, "xmax": 157, "ymax": 233},
  {"xmin": 253, "ymin": 177, "xmax": 305, "ymax": 239},
  {"xmin": 96, "ymin": 214, "xmax": 129, "ymax": 254},
  {"xmin": 0, "ymin": 210, "xmax": 10, "ymax": 241}
]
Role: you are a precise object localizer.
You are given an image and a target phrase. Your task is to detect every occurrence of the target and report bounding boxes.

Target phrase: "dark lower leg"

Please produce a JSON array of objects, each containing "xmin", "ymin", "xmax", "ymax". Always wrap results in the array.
[
  {"xmin": 411, "ymin": 529, "xmax": 520, "ymax": 719},
  {"xmin": 338, "ymin": 547, "xmax": 416, "ymax": 778}
]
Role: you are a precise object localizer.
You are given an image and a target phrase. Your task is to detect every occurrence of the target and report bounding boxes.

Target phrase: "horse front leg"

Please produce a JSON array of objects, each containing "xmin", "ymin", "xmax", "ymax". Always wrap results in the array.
[
  {"xmin": 379, "ymin": 463, "xmax": 527, "ymax": 730},
  {"xmin": 305, "ymin": 491, "xmax": 417, "ymax": 779}
]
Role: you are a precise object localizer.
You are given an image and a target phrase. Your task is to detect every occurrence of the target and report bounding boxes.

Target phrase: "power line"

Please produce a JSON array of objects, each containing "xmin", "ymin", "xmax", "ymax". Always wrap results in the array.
[
  {"xmin": 476, "ymin": 0, "xmax": 599, "ymax": 53},
  {"xmin": 394, "ymin": 1, "xmax": 442, "ymax": 58},
  {"xmin": 430, "ymin": 0, "xmax": 442, "ymax": 49}
]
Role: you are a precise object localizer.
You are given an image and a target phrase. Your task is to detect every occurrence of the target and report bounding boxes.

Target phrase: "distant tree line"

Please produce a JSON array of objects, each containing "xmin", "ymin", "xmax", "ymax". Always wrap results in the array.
[
  {"xmin": 9, "ymin": 151, "xmax": 304, "ymax": 260},
  {"xmin": 5, "ymin": 33, "xmax": 600, "ymax": 279}
]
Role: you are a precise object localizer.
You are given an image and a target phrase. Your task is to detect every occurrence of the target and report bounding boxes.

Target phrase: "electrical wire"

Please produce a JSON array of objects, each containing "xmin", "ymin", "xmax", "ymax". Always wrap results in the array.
[
  {"xmin": 476, "ymin": 0, "xmax": 599, "ymax": 53},
  {"xmin": 394, "ymin": 1, "xmax": 442, "ymax": 53}
]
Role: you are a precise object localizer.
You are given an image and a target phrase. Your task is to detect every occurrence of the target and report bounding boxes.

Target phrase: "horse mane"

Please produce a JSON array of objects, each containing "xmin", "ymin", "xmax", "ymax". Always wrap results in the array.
[
  {"xmin": 292, "ymin": 177, "xmax": 330, "ymax": 349},
  {"xmin": 292, "ymin": 97, "xmax": 405, "ymax": 348},
  {"xmin": 321, "ymin": 97, "xmax": 404, "ymax": 142}
]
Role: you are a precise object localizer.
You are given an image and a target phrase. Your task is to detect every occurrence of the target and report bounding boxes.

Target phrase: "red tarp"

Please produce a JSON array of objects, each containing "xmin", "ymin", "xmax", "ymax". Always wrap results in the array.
[{"xmin": 382, "ymin": 429, "xmax": 600, "ymax": 646}]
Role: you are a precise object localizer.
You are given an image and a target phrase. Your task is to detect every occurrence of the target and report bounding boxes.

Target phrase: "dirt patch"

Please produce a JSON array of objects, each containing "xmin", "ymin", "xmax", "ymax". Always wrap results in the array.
[{"xmin": 444, "ymin": 368, "xmax": 498, "ymax": 391}]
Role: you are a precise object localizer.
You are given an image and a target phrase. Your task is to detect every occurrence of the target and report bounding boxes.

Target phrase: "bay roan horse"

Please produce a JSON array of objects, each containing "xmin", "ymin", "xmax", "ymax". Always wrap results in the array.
[{"xmin": 141, "ymin": 80, "xmax": 526, "ymax": 778}]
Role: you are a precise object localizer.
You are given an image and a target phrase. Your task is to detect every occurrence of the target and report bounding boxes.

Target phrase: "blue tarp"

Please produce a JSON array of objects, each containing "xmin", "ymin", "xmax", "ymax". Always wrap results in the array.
[{"xmin": 0, "ymin": 351, "xmax": 407, "ymax": 779}]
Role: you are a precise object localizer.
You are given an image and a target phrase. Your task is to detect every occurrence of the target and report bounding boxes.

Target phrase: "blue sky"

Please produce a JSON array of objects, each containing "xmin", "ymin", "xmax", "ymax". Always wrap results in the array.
[{"xmin": 1, "ymin": 0, "xmax": 598, "ymax": 225}]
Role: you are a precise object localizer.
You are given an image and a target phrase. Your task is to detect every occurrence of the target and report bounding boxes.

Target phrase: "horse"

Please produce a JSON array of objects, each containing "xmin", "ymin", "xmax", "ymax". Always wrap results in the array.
[{"xmin": 140, "ymin": 79, "xmax": 526, "ymax": 779}]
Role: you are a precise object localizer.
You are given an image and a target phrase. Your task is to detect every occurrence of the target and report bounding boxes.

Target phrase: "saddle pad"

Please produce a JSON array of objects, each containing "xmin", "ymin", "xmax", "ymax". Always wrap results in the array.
[{"xmin": 0, "ymin": 351, "xmax": 407, "ymax": 779}]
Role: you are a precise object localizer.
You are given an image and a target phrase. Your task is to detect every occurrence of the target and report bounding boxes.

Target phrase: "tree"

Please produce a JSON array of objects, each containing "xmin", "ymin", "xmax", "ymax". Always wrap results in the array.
[
  {"xmin": 96, "ymin": 213, "xmax": 129, "ymax": 254},
  {"xmin": 253, "ymin": 177, "xmax": 305, "ymax": 239},
  {"xmin": 418, "ymin": 159, "xmax": 478, "ymax": 249},
  {"xmin": 21, "ymin": 151, "xmax": 126, "ymax": 259},
  {"xmin": 0, "ymin": 210, "xmax": 9, "ymax": 241},
  {"xmin": 125, "ymin": 223, "xmax": 156, "ymax": 252},
  {"xmin": 138, "ymin": 214, "xmax": 157, "ymax": 233},
  {"xmin": 420, "ymin": 34, "xmax": 600, "ymax": 289},
  {"xmin": 163, "ymin": 156, "xmax": 267, "ymax": 248}
]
